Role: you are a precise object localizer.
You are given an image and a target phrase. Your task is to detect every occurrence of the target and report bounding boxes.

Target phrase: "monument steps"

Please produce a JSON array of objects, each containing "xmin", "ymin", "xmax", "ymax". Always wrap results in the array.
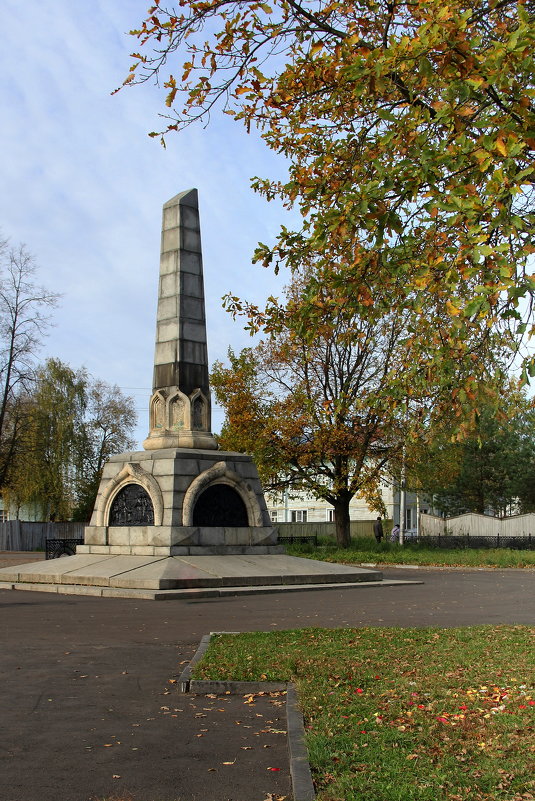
[{"xmin": 0, "ymin": 552, "xmax": 384, "ymax": 594}]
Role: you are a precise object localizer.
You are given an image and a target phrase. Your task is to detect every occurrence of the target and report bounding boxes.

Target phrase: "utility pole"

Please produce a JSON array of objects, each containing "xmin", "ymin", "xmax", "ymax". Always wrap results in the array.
[{"xmin": 399, "ymin": 442, "xmax": 406, "ymax": 546}]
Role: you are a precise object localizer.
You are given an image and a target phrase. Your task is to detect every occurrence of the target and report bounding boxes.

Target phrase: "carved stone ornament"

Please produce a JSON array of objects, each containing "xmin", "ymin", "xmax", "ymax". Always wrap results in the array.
[
  {"xmin": 169, "ymin": 391, "xmax": 186, "ymax": 430},
  {"xmin": 96, "ymin": 462, "xmax": 164, "ymax": 527},
  {"xmin": 109, "ymin": 484, "xmax": 154, "ymax": 526}
]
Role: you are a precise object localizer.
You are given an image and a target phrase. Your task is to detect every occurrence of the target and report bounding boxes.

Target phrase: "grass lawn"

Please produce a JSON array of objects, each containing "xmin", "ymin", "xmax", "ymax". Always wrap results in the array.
[
  {"xmin": 193, "ymin": 626, "xmax": 535, "ymax": 801},
  {"xmin": 286, "ymin": 537, "xmax": 535, "ymax": 568}
]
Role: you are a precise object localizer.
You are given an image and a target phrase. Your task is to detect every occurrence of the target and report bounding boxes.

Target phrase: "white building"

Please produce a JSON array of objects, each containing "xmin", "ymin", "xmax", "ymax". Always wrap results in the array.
[
  {"xmin": 0, "ymin": 496, "xmax": 46, "ymax": 522},
  {"xmin": 265, "ymin": 482, "xmax": 426, "ymax": 534}
]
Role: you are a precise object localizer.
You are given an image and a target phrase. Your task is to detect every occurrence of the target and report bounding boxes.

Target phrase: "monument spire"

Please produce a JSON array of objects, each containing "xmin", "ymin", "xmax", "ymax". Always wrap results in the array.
[{"xmin": 143, "ymin": 189, "xmax": 217, "ymax": 450}]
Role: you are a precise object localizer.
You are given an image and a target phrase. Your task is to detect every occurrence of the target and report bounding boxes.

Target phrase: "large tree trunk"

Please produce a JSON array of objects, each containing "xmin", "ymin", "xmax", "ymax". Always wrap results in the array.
[{"xmin": 333, "ymin": 499, "xmax": 351, "ymax": 548}]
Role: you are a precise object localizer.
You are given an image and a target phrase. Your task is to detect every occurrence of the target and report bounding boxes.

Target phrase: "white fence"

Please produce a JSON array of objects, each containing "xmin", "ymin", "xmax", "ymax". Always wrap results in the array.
[
  {"xmin": 420, "ymin": 512, "xmax": 535, "ymax": 538},
  {"xmin": 0, "ymin": 521, "xmax": 85, "ymax": 551}
]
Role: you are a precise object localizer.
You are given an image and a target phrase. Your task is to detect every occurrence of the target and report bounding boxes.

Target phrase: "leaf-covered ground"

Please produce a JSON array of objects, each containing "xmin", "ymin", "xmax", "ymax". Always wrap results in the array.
[{"xmin": 193, "ymin": 626, "xmax": 535, "ymax": 801}]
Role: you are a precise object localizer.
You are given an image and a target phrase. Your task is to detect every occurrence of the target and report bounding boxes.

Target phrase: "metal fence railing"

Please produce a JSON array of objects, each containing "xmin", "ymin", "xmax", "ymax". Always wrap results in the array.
[
  {"xmin": 45, "ymin": 537, "xmax": 84, "ymax": 559},
  {"xmin": 417, "ymin": 534, "xmax": 535, "ymax": 550}
]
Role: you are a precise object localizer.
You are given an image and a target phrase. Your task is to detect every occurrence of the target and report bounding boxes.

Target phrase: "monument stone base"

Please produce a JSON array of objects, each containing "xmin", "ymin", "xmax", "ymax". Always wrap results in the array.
[
  {"xmin": 88, "ymin": 447, "xmax": 275, "ymax": 543},
  {"xmin": 0, "ymin": 553, "xmax": 389, "ymax": 599},
  {"xmin": 77, "ymin": 529, "xmax": 283, "ymax": 556}
]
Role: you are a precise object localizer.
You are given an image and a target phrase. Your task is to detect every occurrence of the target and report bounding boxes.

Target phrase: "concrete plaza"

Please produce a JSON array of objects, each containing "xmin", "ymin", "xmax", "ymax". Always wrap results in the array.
[{"xmin": 1, "ymin": 566, "xmax": 534, "ymax": 801}]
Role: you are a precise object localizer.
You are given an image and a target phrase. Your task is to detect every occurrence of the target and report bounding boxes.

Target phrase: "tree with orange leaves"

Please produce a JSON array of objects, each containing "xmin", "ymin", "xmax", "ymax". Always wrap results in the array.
[
  {"xmin": 212, "ymin": 276, "xmax": 506, "ymax": 546},
  {"xmin": 123, "ymin": 0, "xmax": 534, "ymax": 386}
]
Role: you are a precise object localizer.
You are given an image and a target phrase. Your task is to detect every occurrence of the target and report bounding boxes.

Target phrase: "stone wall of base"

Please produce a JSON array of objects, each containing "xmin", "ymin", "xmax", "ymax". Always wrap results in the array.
[
  {"xmin": 84, "ymin": 524, "xmax": 278, "ymax": 549},
  {"xmin": 76, "ymin": 544, "xmax": 285, "ymax": 556}
]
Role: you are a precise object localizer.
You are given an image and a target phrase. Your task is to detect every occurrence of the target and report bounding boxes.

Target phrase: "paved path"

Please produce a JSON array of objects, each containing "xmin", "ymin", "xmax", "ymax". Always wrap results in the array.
[
  {"xmin": 1, "ymin": 567, "xmax": 534, "ymax": 801},
  {"xmin": 0, "ymin": 551, "xmax": 45, "ymax": 568}
]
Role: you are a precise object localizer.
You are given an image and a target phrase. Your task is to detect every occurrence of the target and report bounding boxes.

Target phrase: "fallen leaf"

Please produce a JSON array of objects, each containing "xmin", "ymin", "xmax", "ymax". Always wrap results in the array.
[{"xmin": 222, "ymin": 759, "xmax": 236, "ymax": 765}]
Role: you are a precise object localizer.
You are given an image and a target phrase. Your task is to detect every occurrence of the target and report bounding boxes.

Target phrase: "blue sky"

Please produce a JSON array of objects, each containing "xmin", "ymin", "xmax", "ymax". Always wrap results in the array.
[{"xmin": 0, "ymin": 0, "xmax": 294, "ymax": 444}]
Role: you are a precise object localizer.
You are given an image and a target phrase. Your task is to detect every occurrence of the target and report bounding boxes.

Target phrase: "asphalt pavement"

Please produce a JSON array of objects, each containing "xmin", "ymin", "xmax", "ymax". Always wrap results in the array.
[{"xmin": 1, "ymin": 565, "xmax": 534, "ymax": 801}]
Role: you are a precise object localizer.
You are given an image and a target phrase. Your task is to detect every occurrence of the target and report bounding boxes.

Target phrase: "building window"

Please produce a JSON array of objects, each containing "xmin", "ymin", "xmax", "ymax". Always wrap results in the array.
[
  {"xmin": 326, "ymin": 508, "xmax": 335, "ymax": 522},
  {"xmin": 270, "ymin": 510, "xmax": 278, "ymax": 523},
  {"xmin": 0, "ymin": 509, "xmax": 7, "ymax": 522},
  {"xmin": 291, "ymin": 510, "xmax": 308, "ymax": 523},
  {"xmin": 405, "ymin": 507, "xmax": 413, "ymax": 530}
]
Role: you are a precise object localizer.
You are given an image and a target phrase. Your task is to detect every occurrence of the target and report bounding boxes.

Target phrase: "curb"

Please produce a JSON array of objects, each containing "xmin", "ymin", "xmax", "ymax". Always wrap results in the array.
[
  {"xmin": 286, "ymin": 683, "xmax": 316, "ymax": 801},
  {"xmin": 179, "ymin": 632, "xmax": 316, "ymax": 801},
  {"xmin": 359, "ymin": 562, "xmax": 528, "ymax": 571}
]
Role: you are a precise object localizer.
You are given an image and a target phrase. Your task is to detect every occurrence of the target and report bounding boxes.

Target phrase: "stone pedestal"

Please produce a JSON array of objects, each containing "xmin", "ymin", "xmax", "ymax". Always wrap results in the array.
[{"xmin": 79, "ymin": 447, "xmax": 278, "ymax": 556}]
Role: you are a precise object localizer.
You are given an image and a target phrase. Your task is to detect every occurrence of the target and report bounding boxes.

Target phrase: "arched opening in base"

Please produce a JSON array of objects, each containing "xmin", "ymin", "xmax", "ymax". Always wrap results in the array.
[{"xmin": 192, "ymin": 484, "xmax": 248, "ymax": 527}]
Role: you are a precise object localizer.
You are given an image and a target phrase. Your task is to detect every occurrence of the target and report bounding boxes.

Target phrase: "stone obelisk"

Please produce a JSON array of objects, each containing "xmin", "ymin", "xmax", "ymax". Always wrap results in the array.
[
  {"xmin": 80, "ymin": 188, "xmax": 276, "ymax": 549},
  {"xmin": 143, "ymin": 189, "xmax": 217, "ymax": 450}
]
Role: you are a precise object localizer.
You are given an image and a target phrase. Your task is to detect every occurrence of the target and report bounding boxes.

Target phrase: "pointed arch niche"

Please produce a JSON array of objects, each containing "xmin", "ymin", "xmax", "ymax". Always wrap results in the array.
[
  {"xmin": 95, "ymin": 463, "xmax": 164, "ymax": 527},
  {"xmin": 150, "ymin": 391, "xmax": 166, "ymax": 430},
  {"xmin": 190, "ymin": 389, "xmax": 209, "ymax": 431},
  {"xmin": 169, "ymin": 389, "xmax": 188, "ymax": 431},
  {"xmin": 182, "ymin": 461, "xmax": 263, "ymax": 527}
]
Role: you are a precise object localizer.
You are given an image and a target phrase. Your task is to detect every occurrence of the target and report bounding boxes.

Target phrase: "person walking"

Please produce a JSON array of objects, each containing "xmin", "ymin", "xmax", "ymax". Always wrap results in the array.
[
  {"xmin": 373, "ymin": 516, "xmax": 384, "ymax": 544},
  {"xmin": 391, "ymin": 523, "xmax": 400, "ymax": 543}
]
